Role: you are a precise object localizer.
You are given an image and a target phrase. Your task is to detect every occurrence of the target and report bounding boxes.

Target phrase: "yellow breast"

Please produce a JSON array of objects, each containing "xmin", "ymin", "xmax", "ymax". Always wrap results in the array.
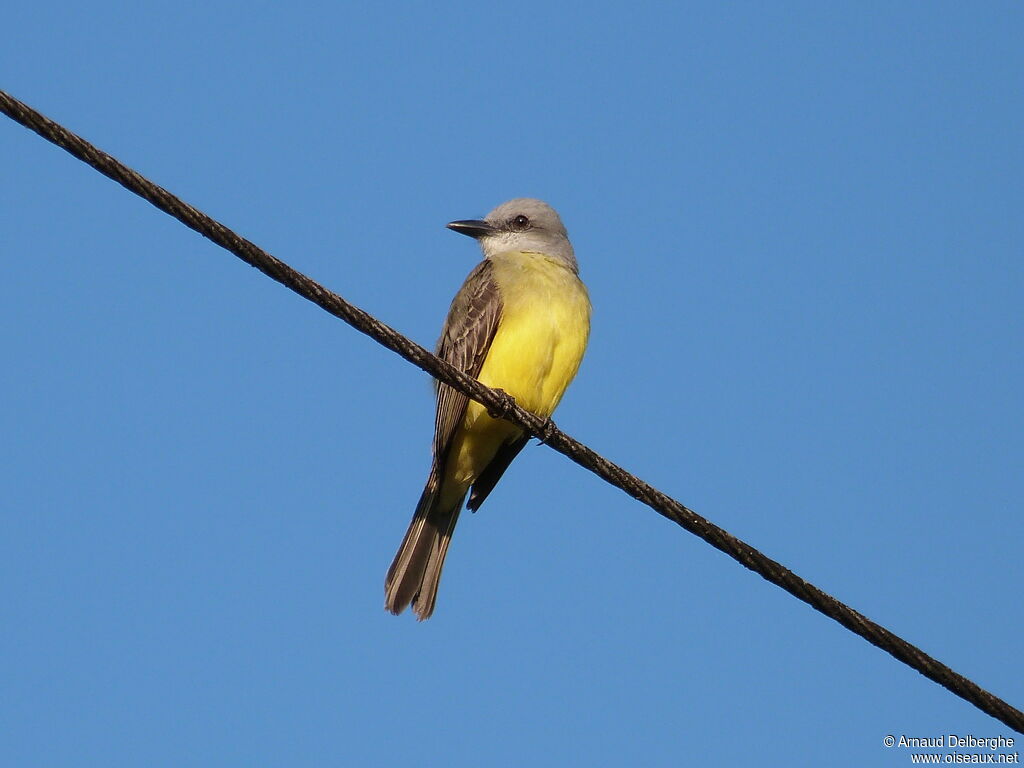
[
  {"xmin": 476, "ymin": 251, "xmax": 591, "ymax": 419},
  {"xmin": 441, "ymin": 251, "xmax": 591, "ymax": 496}
]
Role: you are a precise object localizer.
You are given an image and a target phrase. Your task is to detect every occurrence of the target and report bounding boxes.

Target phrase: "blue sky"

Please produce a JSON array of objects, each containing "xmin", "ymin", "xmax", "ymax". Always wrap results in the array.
[{"xmin": 3, "ymin": 2, "xmax": 1022, "ymax": 765}]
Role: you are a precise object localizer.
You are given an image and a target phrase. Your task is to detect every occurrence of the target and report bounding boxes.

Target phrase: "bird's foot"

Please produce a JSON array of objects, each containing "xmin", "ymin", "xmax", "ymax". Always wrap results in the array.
[
  {"xmin": 486, "ymin": 388, "xmax": 517, "ymax": 420},
  {"xmin": 536, "ymin": 417, "xmax": 558, "ymax": 445}
]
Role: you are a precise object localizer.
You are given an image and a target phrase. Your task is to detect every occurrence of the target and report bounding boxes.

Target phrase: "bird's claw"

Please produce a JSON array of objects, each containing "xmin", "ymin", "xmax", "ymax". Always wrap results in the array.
[
  {"xmin": 536, "ymin": 417, "xmax": 557, "ymax": 445},
  {"xmin": 486, "ymin": 388, "xmax": 516, "ymax": 420},
  {"xmin": 485, "ymin": 389, "xmax": 556, "ymax": 444}
]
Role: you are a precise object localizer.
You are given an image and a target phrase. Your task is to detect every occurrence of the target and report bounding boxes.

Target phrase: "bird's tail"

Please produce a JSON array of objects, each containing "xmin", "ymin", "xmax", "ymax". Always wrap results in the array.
[{"xmin": 384, "ymin": 466, "xmax": 463, "ymax": 620}]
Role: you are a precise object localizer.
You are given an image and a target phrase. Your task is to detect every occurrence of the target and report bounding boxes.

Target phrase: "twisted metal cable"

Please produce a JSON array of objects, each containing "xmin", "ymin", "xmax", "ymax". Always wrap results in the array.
[{"xmin": 3, "ymin": 89, "xmax": 1020, "ymax": 733}]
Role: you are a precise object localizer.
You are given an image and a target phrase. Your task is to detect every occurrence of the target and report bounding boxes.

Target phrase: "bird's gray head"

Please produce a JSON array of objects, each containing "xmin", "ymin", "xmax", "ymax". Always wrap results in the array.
[{"xmin": 447, "ymin": 198, "xmax": 578, "ymax": 272}]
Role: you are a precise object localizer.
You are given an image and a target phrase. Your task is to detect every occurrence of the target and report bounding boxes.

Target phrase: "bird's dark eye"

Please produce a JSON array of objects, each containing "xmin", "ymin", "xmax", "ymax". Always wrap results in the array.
[{"xmin": 510, "ymin": 214, "xmax": 531, "ymax": 231}]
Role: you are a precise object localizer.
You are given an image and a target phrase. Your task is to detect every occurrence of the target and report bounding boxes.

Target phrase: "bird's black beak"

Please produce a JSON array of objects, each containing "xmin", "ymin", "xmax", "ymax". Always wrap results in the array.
[{"xmin": 446, "ymin": 219, "xmax": 496, "ymax": 239}]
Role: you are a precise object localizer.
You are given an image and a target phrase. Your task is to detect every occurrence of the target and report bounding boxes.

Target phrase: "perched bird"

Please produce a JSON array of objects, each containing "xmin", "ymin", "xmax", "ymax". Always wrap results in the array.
[{"xmin": 385, "ymin": 198, "xmax": 592, "ymax": 619}]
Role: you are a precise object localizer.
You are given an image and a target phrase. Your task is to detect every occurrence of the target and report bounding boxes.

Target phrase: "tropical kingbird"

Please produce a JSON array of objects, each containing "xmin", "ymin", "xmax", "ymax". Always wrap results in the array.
[{"xmin": 385, "ymin": 198, "xmax": 591, "ymax": 620}]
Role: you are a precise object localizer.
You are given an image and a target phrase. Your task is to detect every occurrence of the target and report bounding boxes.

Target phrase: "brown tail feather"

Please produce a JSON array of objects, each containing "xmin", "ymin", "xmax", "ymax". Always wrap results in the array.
[{"xmin": 385, "ymin": 467, "xmax": 463, "ymax": 620}]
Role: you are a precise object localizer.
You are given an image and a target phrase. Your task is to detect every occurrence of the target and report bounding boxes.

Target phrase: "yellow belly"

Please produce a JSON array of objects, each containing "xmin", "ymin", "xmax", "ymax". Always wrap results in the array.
[{"xmin": 442, "ymin": 251, "xmax": 591, "ymax": 499}]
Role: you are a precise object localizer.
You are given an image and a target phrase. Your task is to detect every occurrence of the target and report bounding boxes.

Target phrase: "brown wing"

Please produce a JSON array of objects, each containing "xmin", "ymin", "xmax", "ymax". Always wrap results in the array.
[
  {"xmin": 432, "ymin": 259, "xmax": 502, "ymax": 467},
  {"xmin": 467, "ymin": 434, "xmax": 529, "ymax": 511}
]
